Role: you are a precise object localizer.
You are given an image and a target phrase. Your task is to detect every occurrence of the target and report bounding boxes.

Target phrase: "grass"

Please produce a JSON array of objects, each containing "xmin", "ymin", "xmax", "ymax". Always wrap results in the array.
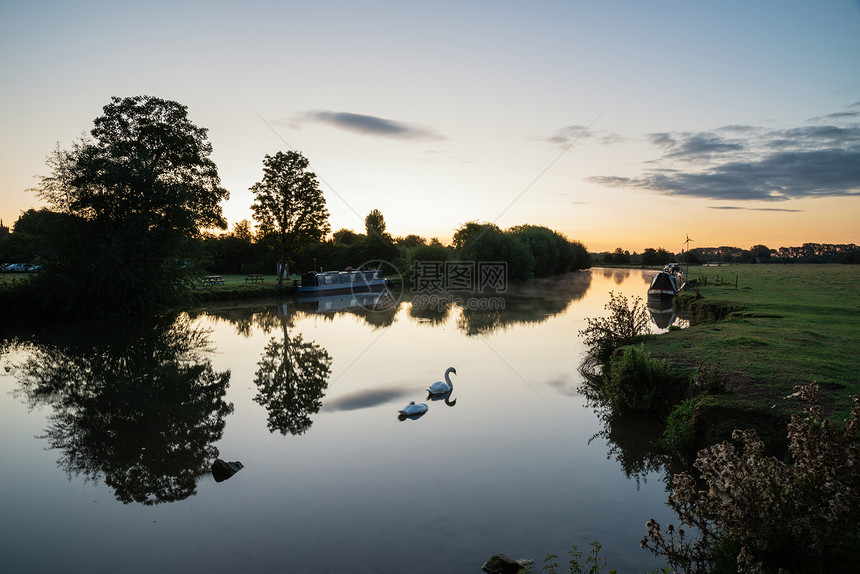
[
  {"xmin": 191, "ymin": 273, "xmax": 297, "ymax": 302},
  {"xmin": 640, "ymin": 264, "xmax": 860, "ymax": 423}
]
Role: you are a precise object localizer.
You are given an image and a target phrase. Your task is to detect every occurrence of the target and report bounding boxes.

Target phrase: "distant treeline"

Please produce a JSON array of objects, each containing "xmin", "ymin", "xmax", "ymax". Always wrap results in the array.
[
  {"xmin": 0, "ymin": 209, "xmax": 591, "ymax": 281},
  {"xmin": 595, "ymin": 242, "xmax": 859, "ymax": 265}
]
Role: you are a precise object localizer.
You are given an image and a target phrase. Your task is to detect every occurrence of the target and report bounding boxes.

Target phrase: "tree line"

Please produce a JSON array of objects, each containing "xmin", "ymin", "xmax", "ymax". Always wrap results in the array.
[
  {"xmin": 597, "ymin": 242, "xmax": 859, "ymax": 266},
  {"xmin": 0, "ymin": 95, "xmax": 590, "ymax": 318}
]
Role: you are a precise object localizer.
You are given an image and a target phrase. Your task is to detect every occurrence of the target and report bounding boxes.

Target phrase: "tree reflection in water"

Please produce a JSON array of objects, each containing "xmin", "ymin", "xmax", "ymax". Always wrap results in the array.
[
  {"xmin": 253, "ymin": 316, "xmax": 333, "ymax": 436},
  {"xmin": 579, "ymin": 380, "xmax": 680, "ymax": 490},
  {"xmin": 11, "ymin": 315, "xmax": 233, "ymax": 505},
  {"xmin": 457, "ymin": 271, "xmax": 592, "ymax": 336}
]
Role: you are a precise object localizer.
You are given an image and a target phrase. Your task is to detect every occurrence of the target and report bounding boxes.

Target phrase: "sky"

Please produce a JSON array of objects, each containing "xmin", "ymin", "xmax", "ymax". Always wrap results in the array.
[{"xmin": 1, "ymin": 0, "xmax": 858, "ymax": 253}]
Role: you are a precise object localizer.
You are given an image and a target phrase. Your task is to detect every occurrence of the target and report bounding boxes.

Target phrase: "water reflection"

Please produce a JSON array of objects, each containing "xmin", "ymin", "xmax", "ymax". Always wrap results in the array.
[
  {"xmin": 427, "ymin": 390, "xmax": 457, "ymax": 407},
  {"xmin": 587, "ymin": 402, "xmax": 675, "ymax": 490},
  {"xmin": 253, "ymin": 314, "xmax": 333, "ymax": 436},
  {"xmin": 8, "ymin": 315, "xmax": 232, "ymax": 505},
  {"xmin": 412, "ymin": 271, "xmax": 593, "ymax": 336},
  {"xmin": 603, "ymin": 267, "xmax": 632, "ymax": 284},
  {"xmin": 647, "ymin": 296, "xmax": 678, "ymax": 329},
  {"xmin": 199, "ymin": 271, "xmax": 593, "ymax": 339}
]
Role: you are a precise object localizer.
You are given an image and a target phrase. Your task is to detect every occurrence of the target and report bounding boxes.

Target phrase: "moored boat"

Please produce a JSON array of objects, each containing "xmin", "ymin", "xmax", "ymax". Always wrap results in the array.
[
  {"xmin": 647, "ymin": 262, "xmax": 685, "ymax": 298},
  {"xmin": 297, "ymin": 268, "xmax": 388, "ymax": 295}
]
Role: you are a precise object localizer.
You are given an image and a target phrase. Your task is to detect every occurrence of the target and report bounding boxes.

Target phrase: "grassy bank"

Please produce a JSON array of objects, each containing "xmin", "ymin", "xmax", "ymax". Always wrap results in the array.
[
  {"xmin": 639, "ymin": 264, "xmax": 859, "ymax": 431},
  {"xmin": 192, "ymin": 273, "xmax": 296, "ymax": 301}
]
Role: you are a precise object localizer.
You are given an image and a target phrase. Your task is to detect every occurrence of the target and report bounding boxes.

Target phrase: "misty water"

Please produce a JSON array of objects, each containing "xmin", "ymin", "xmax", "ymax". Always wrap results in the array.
[{"xmin": 0, "ymin": 268, "xmax": 686, "ymax": 573}]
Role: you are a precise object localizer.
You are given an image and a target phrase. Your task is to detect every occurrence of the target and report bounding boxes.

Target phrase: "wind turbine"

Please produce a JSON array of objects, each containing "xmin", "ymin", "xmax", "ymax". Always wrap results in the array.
[{"xmin": 684, "ymin": 234, "xmax": 694, "ymax": 252}]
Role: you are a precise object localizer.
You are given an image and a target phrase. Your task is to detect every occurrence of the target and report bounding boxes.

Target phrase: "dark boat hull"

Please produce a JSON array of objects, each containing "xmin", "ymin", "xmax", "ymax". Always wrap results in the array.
[{"xmin": 647, "ymin": 270, "xmax": 684, "ymax": 298}]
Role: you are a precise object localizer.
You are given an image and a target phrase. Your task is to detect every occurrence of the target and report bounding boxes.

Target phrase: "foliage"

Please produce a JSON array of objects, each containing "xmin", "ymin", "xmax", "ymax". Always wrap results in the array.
[
  {"xmin": 508, "ymin": 224, "xmax": 588, "ymax": 276},
  {"xmin": 395, "ymin": 234, "xmax": 427, "ymax": 251},
  {"xmin": 519, "ymin": 542, "xmax": 615, "ymax": 574},
  {"xmin": 604, "ymin": 346, "xmax": 689, "ymax": 414},
  {"xmin": 358, "ymin": 209, "xmax": 399, "ymax": 263},
  {"xmin": 406, "ymin": 239, "xmax": 453, "ymax": 269},
  {"xmin": 603, "ymin": 247, "xmax": 631, "ymax": 265},
  {"xmin": 36, "ymin": 96, "xmax": 227, "ymax": 230},
  {"xmin": 250, "ymin": 150, "xmax": 330, "ymax": 283},
  {"xmin": 332, "ymin": 228, "xmax": 363, "ymax": 245},
  {"xmin": 201, "ymin": 232, "xmax": 266, "ymax": 274},
  {"xmin": 364, "ymin": 208, "xmax": 388, "ymax": 238},
  {"xmin": 578, "ymin": 291, "xmax": 652, "ymax": 374},
  {"xmin": 453, "ymin": 221, "xmax": 536, "ymax": 280},
  {"xmin": 26, "ymin": 95, "xmax": 228, "ymax": 316},
  {"xmin": 231, "ymin": 219, "xmax": 255, "ymax": 242},
  {"xmin": 641, "ymin": 247, "xmax": 674, "ymax": 266},
  {"xmin": 662, "ymin": 397, "xmax": 701, "ymax": 455},
  {"xmin": 642, "ymin": 383, "xmax": 860, "ymax": 573},
  {"xmin": 521, "ymin": 541, "xmax": 674, "ymax": 573}
]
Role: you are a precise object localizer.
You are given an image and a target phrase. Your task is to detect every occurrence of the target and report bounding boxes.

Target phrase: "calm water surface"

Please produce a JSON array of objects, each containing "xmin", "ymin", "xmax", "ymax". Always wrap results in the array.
[{"xmin": 1, "ymin": 269, "xmax": 684, "ymax": 573}]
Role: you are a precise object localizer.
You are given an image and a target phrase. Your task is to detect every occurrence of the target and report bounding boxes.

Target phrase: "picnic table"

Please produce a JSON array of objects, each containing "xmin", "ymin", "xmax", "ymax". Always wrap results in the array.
[
  {"xmin": 245, "ymin": 273, "xmax": 264, "ymax": 283},
  {"xmin": 202, "ymin": 275, "xmax": 224, "ymax": 285}
]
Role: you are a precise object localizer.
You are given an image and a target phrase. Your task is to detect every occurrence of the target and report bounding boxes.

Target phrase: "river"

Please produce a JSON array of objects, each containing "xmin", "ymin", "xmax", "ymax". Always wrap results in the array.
[{"xmin": 0, "ymin": 268, "xmax": 685, "ymax": 573}]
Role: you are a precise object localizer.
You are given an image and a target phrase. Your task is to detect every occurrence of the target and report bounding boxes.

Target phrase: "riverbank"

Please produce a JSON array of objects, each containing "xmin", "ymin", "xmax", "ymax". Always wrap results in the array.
[
  {"xmin": 192, "ymin": 273, "xmax": 295, "ymax": 301},
  {"xmin": 639, "ymin": 263, "xmax": 859, "ymax": 445}
]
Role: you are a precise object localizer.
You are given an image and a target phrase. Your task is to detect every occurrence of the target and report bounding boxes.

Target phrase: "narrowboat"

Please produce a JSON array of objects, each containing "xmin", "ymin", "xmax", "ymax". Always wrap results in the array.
[
  {"xmin": 647, "ymin": 263, "xmax": 685, "ymax": 298},
  {"xmin": 297, "ymin": 268, "xmax": 388, "ymax": 295}
]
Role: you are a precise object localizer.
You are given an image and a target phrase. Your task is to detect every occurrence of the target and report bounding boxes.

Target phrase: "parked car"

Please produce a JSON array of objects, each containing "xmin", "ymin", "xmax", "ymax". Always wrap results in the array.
[{"xmin": 1, "ymin": 263, "xmax": 39, "ymax": 273}]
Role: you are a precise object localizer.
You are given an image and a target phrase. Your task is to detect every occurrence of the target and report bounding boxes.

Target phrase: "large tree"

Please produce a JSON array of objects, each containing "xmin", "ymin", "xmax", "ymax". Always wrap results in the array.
[
  {"xmin": 31, "ymin": 95, "xmax": 229, "ymax": 315},
  {"xmin": 250, "ymin": 150, "xmax": 330, "ymax": 284}
]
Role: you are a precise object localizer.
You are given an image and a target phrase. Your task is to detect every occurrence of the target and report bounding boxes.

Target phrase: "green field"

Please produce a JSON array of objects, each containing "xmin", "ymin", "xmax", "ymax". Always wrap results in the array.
[{"xmin": 641, "ymin": 264, "xmax": 860, "ymax": 422}]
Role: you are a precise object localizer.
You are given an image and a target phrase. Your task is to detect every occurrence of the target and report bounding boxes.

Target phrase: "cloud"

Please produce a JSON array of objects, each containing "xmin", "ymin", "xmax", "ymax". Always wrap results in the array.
[
  {"xmin": 649, "ymin": 131, "xmax": 746, "ymax": 159},
  {"xmin": 708, "ymin": 206, "xmax": 804, "ymax": 212},
  {"xmin": 588, "ymin": 109, "xmax": 860, "ymax": 201},
  {"xmin": 298, "ymin": 110, "xmax": 445, "ymax": 141},
  {"xmin": 546, "ymin": 125, "xmax": 623, "ymax": 147}
]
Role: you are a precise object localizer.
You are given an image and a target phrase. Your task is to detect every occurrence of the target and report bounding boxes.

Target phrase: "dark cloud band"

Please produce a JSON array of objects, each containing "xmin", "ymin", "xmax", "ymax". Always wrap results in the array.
[
  {"xmin": 588, "ymin": 109, "xmax": 860, "ymax": 201},
  {"xmin": 302, "ymin": 110, "xmax": 445, "ymax": 141}
]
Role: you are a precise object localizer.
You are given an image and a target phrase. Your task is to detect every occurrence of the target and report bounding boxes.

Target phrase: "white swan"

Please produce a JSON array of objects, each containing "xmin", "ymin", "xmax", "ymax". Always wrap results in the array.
[
  {"xmin": 398, "ymin": 401, "xmax": 428, "ymax": 416},
  {"xmin": 427, "ymin": 367, "xmax": 456, "ymax": 395}
]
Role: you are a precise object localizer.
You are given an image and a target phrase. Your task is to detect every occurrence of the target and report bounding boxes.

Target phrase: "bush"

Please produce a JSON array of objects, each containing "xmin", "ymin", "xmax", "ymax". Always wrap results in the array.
[
  {"xmin": 605, "ymin": 346, "xmax": 688, "ymax": 414},
  {"xmin": 642, "ymin": 383, "xmax": 860, "ymax": 573},
  {"xmin": 662, "ymin": 397, "xmax": 700, "ymax": 456},
  {"xmin": 578, "ymin": 291, "xmax": 651, "ymax": 375}
]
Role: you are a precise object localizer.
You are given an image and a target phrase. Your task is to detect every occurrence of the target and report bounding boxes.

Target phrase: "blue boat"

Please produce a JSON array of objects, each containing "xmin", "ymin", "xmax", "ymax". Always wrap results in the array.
[{"xmin": 297, "ymin": 268, "xmax": 388, "ymax": 296}]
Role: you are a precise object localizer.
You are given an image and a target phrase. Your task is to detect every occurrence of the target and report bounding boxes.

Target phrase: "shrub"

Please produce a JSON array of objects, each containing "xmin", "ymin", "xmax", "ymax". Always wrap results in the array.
[
  {"xmin": 662, "ymin": 397, "xmax": 700, "ymax": 456},
  {"xmin": 642, "ymin": 383, "xmax": 860, "ymax": 573},
  {"xmin": 578, "ymin": 291, "xmax": 651, "ymax": 374},
  {"xmin": 604, "ymin": 346, "xmax": 687, "ymax": 414}
]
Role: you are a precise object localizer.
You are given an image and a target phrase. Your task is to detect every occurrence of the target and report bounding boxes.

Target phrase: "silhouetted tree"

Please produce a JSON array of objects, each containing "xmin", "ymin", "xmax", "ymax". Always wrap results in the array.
[
  {"xmin": 28, "ymin": 95, "xmax": 229, "ymax": 315},
  {"xmin": 364, "ymin": 209, "xmax": 388, "ymax": 238},
  {"xmin": 251, "ymin": 150, "xmax": 330, "ymax": 285},
  {"xmin": 749, "ymin": 244, "xmax": 772, "ymax": 263},
  {"xmin": 357, "ymin": 209, "xmax": 398, "ymax": 263}
]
